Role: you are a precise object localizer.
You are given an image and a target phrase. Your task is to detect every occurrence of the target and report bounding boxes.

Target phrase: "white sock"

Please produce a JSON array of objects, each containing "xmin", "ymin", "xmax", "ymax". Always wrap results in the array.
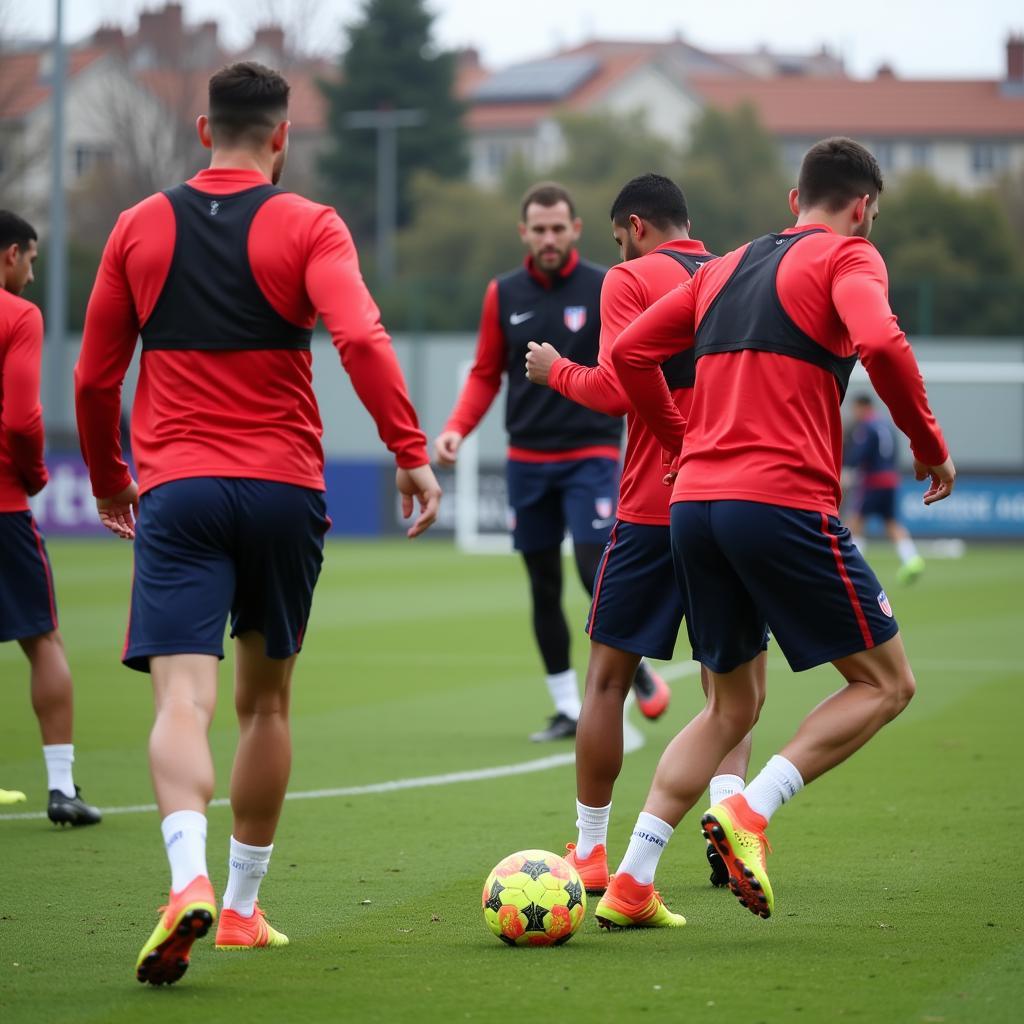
[
  {"xmin": 617, "ymin": 811, "xmax": 673, "ymax": 886},
  {"xmin": 852, "ymin": 535, "xmax": 867, "ymax": 553},
  {"xmin": 896, "ymin": 537, "xmax": 918, "ymax": 564},
  {"xmin": 161, "ymin": 811, "xmax": 208, "ymax": 893},
  {"xmin": 575, "ymin": 800, "xmax": 611, "ymax": 858},
  {"xmin": 222, "ymin": 836, "xmax": 273, "ymax": 917},
  {"xmin": 43, "ymin": 744, "xmax": 75, "ymax": 798},
  {"xmin": 742, "ymin": 755, "xmax": 804, "ymax": 823},
  {"xmin": 709, "ymin": 773, "xmax": 745, "ymax": 807},
  {"xmin": 546, "ymin": 669, "xmax": 581, "ymax": 719}
]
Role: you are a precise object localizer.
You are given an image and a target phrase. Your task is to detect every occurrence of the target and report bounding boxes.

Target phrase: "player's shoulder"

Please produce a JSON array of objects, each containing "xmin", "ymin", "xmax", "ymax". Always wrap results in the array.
[
  {"xmin": 268, "ymin": 191, "xmax": 350, "ymax": 234},
  {"xmin": 112, "ymin": 190, "xmax": 175, "ymax": 239},
  {"xmin": 804, "ymin": 230, "xmax": 885, "ymax": 267},
  {"xmin": 576, "ymin": 258, "xmax": 608, "ymax": 281},
  {"xmin": 495, "ymin": 264, "xmax": 528, "ymax": 288},
  {"xmin": 0, "ymin": 289, "xmax": 43, "ymax": 331}
]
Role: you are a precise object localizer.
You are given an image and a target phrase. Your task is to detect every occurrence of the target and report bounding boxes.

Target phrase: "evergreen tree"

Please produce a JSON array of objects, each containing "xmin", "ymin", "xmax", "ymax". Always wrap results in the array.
[
  {"xmin": 319, "ymin": 0, "xmax": 467, "ymax": 254},
  {"xmin": 679, "ymin": 104, "xmax": 792, "ymax": 253}
]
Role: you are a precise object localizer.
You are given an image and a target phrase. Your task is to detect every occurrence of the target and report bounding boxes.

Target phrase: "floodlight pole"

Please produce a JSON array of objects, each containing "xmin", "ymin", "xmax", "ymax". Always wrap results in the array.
[
  {"xmin": 47, "ymin": 0, "xmax": 67, "ymax": 353},
  {"xmin": 343, "ymin": 108, "xmax": 424, "ymax": 286}
]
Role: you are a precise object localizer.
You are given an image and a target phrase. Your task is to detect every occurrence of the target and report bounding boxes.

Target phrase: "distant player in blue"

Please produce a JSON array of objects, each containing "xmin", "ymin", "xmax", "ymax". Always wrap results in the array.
[{"xmin": 845, "ymin": 394, "xmax": 925, "ymax": 583}]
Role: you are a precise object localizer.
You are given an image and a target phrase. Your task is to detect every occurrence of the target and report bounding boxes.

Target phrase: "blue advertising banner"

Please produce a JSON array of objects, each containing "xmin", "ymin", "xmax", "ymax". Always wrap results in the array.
[
  {"xmin": 29, "ymin": 455, "xmax": 1024, "ymax": 541},
  {"xmin": 897, "ymin": 477, "xmax": 1024, "ymax": 538}
]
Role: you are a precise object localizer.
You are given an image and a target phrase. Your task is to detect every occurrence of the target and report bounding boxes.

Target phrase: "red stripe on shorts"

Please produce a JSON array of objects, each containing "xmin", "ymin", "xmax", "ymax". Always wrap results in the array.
[
  {"xmin": 820, "ymin": 512, "xmax": 873, "ymax": 649},
  {"xmin": 28, "ymin": 515, "xmax": 58, "ymax": 631},
  {"xmin": 585, "ymin": 522, "xmax": 618, "ymax": 637}
]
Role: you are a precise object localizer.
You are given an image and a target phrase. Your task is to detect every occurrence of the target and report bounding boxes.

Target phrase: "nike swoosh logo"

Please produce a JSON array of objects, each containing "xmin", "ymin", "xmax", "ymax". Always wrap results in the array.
[{"xmin": 509, "ymin": 311, "xmax": 535, "ymax": 325}]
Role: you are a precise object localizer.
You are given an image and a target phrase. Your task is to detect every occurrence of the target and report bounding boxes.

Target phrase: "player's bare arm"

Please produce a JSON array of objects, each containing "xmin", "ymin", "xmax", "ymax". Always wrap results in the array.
[{"xmin": 524, "ymin": 341, "xmax": 562, "ymax": 386}]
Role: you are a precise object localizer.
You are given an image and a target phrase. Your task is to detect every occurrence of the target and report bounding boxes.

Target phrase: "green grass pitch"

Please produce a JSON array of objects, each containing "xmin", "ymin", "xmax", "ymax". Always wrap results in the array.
[{"xmin": 1, "ymin": 539, "xmax": 1022, "ymax": 1023}]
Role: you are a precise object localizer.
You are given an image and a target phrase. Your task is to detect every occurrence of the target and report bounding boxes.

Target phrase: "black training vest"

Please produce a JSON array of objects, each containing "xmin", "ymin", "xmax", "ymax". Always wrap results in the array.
[
  {"xmin": 694, "ymin": 229, "xmax": 858, "ymax": 399},
  {"xmin": 140, "ymin": 183, "xmax": 313, "ymax": 352},
  {"xmin": 655, "ymin": 249, "xmax": 717, "ymax": 390},
  {"xmin": 496, "ymin": 258, "xmax": 621, "ymax": 451}
]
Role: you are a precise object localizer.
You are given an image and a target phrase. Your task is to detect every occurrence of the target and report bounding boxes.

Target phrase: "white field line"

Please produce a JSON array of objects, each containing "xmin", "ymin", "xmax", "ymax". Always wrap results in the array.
[{"xmin": 0, "ymin": 662, "xmax": 702, "ymax": 823}]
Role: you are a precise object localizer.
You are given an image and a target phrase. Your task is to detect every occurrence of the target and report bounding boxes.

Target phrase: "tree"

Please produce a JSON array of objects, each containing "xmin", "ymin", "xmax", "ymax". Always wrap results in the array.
[
  {"xmin": 678, "ymin": 104, "xmax": 792, "ymax": 254},
  {"xmin": 319, "ymin": 0, "xmax": 467, "ymax": 253},
  {"xmin": 871, "ymin": 172, "xmax": 1024, "ymax": 335},
  {"xmin": 385, "ymin": 110, "xmax": 680, "ymax": 329}
]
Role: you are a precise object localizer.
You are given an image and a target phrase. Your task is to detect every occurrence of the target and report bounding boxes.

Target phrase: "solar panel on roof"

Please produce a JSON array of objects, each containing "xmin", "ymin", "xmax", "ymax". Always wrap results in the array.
[{"xmin": 471, "ymin": 56, "xmax": 601, "ymax": 104}]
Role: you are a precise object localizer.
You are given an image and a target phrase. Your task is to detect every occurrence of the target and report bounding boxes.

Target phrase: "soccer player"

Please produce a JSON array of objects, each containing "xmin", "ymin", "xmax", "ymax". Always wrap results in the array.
[
  {"xmin": 74, "ymin": 63, "xmax": 441, "ymax": 985},
  {"xmin": 0, "ymin": 210, "xmax": 101, "ymax": 828},
  {"xmin": 435, "ymin": 184, "xmax": 663, "ymax": 741},
  {"xmin": 525, "ymin": 174, "xmax": 761, "ymax": 904},
  {"xmin": 845, "ymin": 394, "xmax": 926, "ymax": 582},
  {"xmin": 602, "ymin": 137, "xmax": 954, "ymax": 925}
]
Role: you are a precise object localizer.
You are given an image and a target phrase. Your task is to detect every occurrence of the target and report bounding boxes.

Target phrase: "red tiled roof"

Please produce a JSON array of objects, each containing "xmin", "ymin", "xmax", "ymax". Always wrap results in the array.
[
  {"xmin": 692, "ymin": 76, "xmax": 1024, "ymax": 137},
  {"xmin": 137, "ymin": 61, "xmax": 332, "ymax": 134},
  {"xmin": 466, "ymin": 51, "xmax": 662, "ymax": 133},
  {"xmin": 0, "ymin": 48, "xmax": 106, "ymax": 120}
]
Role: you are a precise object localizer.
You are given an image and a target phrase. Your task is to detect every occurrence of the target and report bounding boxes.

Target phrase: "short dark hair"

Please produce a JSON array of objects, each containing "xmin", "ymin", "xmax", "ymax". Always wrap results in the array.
[
  {"xmin": 798, "ymin": 137, "xmax": 884, "ymax": 213},
  {"xmin": 520, "ymin": 181, "xmax": 575, "ymax": 221},
  {"xmin": 609, "ymin": 173, "xmax": 689, "ymax": 231},
  {"xmin": 0, "ymin": 210, "xmax": 37, "ymax": 252},
  {"xmin": 208, "ymin": 61, "xmax": 289, "ymax": 146},
  {"xmin": 853, "ymin": 394, "xmax": 874, "ymax": 407}
]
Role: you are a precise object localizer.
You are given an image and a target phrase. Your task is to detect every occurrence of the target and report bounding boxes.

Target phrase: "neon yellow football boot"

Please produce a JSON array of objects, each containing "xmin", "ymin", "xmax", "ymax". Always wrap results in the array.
[
  {"xmin": 595, "ymin": 873, "xmax": 686, "ymax": 928},
  {"xmin": 701, "ymin": 793, "xmax": 774, "ymax": 919},
  {"xmin": 136, "ymin": 875, "xmax": 217, "ymax": 985}
]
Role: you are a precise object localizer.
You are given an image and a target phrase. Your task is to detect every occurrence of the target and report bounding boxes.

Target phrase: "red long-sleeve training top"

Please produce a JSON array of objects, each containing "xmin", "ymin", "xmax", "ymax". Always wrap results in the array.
[
  {"xmin": 548, "ymin": 239, "xmax": 712, "ymax": 525},
  {"xmin": 0, "ymin": 289, "xmax": 48, "ymax": 511},
  {"xmin": 75, "ymin": 167, "xmax": 428, "ymax": 499},
  {"xmin": 611, "ymin": 224, "xmax": 948, "ymax": 517}
]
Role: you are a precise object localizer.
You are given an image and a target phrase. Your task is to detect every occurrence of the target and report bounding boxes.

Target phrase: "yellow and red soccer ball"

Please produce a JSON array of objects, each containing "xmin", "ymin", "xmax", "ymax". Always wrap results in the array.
[{"xmin": 481, "ymin": 849, "xmax": 586, "ymax": 946}]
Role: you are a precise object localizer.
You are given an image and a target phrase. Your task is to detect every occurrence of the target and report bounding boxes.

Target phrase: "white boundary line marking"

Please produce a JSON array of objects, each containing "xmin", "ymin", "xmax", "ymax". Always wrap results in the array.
[{"xmin": 0, "ymin": 662, "xmax": 702, "ymax": 823}]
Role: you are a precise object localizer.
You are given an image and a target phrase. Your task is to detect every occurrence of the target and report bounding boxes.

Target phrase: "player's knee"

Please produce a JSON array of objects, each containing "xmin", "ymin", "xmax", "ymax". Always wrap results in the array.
[
  {"xmin": 885, "ymin": 666, "xmax": 916, "ymax": 719},
  {"xmin": 707, "ymin": 698, "xmax": 760, "ymax": 743}
]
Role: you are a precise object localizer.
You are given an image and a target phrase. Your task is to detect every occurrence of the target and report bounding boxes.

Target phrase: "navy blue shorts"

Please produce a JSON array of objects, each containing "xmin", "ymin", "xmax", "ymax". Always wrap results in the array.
[
  {"xmin": 124, "ymin": 478, "xmax": 330, "ymax": 673},
  {"xmin": 585, "ymin": 521, "xmax": 685, "ymax": 661},
  {"xmin": 0, "ymin": 511, "xmax": 58, "ymax": 643},
  {"xmin": 671, "ymin": 500, "xmax": 899, "ymax": 673},
  {"xmin": 857, "ymin": 486, "xmax": 898, "ymax": 521},
  {"xmin": 506, "ymin": 457, "xmax": 619, "ymax": 553}
]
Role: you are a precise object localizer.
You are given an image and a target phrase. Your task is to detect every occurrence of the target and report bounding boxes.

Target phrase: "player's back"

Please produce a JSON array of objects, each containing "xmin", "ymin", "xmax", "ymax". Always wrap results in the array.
[
  {"xmin": 675, "ymin": 228, "xmax": 882, "ymax": 516},
  {"xmin": 0, "ymin": 288, "xmax": 45, "ymax": 511},
  {"xmin": 612, "ymin": 241, "xmax": 714, "ymax": 525},
  {"xmin": 84, "ymin": 169, "xmax": 355, "ymax": 495}
]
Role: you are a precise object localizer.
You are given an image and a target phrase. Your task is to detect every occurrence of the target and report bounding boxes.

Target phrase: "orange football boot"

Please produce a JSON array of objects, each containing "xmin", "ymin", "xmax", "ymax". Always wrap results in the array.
[
  {"xmin": 215, "ymin": 903, "xmax": 289, "ymax": 950},
  {"xmin": 595, "ymin": 873, "xmax": 685, "ymax": 928},
  {"xmin": 564, "ymin": 842, "xmax": 609, "ymax": 894}
]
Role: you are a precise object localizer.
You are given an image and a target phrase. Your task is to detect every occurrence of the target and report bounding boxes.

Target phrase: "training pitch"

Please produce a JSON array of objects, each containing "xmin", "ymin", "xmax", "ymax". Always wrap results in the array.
[{"xmin": 1, "ymin": 539, "xmax": 1022, "ymax": 1023}]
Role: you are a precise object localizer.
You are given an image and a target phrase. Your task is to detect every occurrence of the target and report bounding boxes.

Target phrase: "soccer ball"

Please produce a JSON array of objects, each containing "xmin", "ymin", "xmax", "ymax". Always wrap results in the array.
[{"xmin": 481, "ymin": 849, "xmax": 586, "ymax": 946}]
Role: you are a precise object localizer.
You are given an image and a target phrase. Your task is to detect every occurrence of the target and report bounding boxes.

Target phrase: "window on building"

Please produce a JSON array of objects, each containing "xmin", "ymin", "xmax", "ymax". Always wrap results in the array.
[
  {"xmin": 971, "ymin": 142, "xmax": 1010, "ymax": 174},
  {"xmin": 73, "ymin": 144, "xmax": 114, "ymax": 179},
  {"xmin": 910, "ymin": 141, "xmax": 932, "ymax": 170},
  {"xmin": 873, "ymin": 141, "xmax": 894, "ymax": 171},
  {"xmin": 486, "ymin": 141, "xmax": 508, "ymax": 177},
  {"xmin": 782, "ymin": 140, "xmax": 805, "ymax": 173}
]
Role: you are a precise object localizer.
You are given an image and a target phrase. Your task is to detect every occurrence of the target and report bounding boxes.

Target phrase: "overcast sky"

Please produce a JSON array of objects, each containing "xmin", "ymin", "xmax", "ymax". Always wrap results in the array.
[{"xmin": 5, "ymin": 0, "xmax": 1022, "ymax": 79}]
